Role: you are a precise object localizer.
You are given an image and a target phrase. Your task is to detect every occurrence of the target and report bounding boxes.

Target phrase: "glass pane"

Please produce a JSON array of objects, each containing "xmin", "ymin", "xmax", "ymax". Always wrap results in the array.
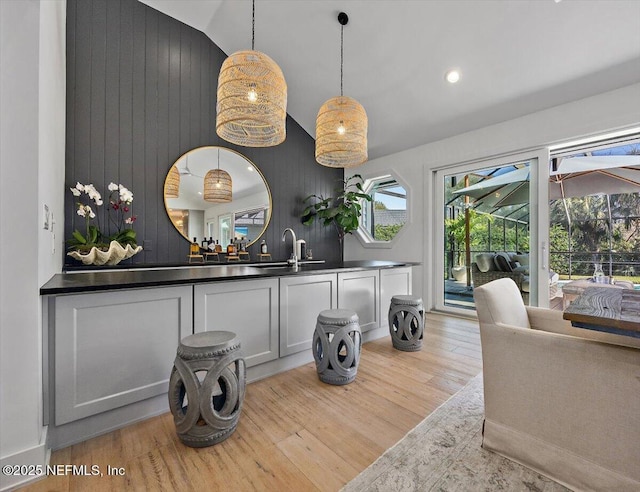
[
  {"xmin": 233, "ymin": 207, "xmax": 267, "ymax": 243},
  {"xmin": 550, "ymin": 139, "xmax": 640, "ymax": 288},
  {"xmin": 361, "ymin": 178, "xmax": 407, "ymax": 242},
  {"xmin": 443, "ymin": 162, "xmax": 531, "ymax": 310}
]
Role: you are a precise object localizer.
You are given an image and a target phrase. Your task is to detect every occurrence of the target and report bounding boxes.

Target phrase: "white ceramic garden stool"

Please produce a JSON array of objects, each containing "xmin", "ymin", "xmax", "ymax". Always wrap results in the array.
[
  {"xmin": 313, "ymin": 309, "xmax": 362, "ymax": 385},
  {"xmin": 168, "ymin": 331, "xmax": 246, "ymax": 447},
  {"xmin": 388, "ymin": 295, "xmax": 424, "ymax": 352}
]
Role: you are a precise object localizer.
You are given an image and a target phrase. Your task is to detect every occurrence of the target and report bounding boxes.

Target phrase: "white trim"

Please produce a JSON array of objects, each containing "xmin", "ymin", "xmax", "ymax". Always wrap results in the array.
[
  {"xmin": 0, "ymin": 427, "xmax": 49, "ymax": 492},
  {"xmin": 353, "ymin": 169, "xmax": 412, "ymax": 249},
  {"xmin": 432, "ymin": 148, "xmax": 549, "ymax": 314},
  {"xmin": 548, "ymin": 126, "xmax": 640, "ymax": 151}
]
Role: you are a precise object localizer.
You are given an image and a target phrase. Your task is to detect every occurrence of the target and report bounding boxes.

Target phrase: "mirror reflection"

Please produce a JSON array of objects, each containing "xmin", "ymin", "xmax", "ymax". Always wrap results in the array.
[{"xmin": 164, "ymin": 146, "xmax": 271, "ymax": 248}]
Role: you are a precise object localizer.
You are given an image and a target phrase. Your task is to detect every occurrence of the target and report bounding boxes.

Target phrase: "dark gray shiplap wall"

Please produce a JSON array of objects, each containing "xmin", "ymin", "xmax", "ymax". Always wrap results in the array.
[{"xmin": 65, "ymin": 0, "xmax": 343, "ymax": 266}]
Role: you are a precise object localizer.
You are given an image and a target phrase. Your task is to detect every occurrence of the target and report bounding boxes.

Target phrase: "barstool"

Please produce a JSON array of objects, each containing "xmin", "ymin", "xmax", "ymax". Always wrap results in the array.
[
  {"xmin": 168, "ymin": 331, "xmax": 246, "ymax": 447},
  {"xmin": 313, "ymin": 309, "xmax": 361, "ymax": 385},
  {"xmin": 388, "ymin": 295, "xmax": 424, "ymax": 352}
]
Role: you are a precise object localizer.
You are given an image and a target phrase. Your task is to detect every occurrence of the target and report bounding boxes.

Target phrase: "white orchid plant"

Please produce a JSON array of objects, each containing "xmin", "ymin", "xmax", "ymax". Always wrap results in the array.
[{"xmin": 68, "ymin": 182, "xmax": 138, "ymax": 251}]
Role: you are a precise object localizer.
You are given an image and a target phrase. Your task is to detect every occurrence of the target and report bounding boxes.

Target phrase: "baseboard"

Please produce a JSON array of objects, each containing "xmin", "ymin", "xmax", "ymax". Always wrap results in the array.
[
  {"xmin": 49, "ymin": 394, "xmax": 169, "ymax": 450},
  {"xmin": 0, "ymin": 427, "xmax": 49, "ymax": 492}
]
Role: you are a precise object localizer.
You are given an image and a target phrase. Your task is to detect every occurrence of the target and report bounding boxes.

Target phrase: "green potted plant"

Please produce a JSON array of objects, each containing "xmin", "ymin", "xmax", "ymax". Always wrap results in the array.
[{"xmin": 301, "ymin": 174, "xmax": 372, "ymax": 245}]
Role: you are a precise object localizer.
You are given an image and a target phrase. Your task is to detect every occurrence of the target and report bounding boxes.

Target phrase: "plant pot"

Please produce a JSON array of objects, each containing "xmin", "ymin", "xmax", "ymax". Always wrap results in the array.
[
  {"xmin": 67, "ymin": 240, "xmax": 142, "ymax": 266},
  {"xmin": 450, "ymin": 265, "xmax": 467, "ymax": 282}
]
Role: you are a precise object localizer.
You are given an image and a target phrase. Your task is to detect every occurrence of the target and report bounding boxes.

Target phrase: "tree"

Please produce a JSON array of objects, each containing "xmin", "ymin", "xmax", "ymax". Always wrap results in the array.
[
  {"xmin": 374, "ymin": 224, "xmax": 403, "ymax": 241},
  {"xmin": 444, "ymin": 209, "xmax": 488, "ymax": 266}
]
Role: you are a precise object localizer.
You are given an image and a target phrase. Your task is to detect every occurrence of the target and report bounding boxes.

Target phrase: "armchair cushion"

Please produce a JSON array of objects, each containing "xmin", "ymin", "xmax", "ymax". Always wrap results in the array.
[{"xmin": 474, "ymin": 278, "xmax": 530, "ymax": 329}]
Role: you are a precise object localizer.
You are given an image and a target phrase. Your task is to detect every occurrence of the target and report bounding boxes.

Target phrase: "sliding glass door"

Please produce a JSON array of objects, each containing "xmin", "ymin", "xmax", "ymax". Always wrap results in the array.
[{"xmin": 434, "ymin": 150, "xmax": 550, "ymax": 314}]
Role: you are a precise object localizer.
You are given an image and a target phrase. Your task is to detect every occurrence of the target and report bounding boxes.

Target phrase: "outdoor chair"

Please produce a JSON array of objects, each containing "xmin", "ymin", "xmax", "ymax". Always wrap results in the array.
[{"xmin": 474, "ymin": 278, "xmax": 640, "ymax": 491}]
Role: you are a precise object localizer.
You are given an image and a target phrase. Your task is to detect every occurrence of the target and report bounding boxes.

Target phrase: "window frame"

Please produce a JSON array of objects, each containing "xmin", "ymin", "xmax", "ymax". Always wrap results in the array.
[{"xmin": 354, "ymin": 171, "xmax": 411, "ymax": 249}]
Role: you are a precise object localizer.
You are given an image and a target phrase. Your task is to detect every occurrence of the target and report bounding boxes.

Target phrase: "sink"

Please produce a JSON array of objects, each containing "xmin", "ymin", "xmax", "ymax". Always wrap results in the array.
[
  {"xmin": 253, "ymin": 261, "xmax": 288, "ymax": 268},
  {"xmin": 253, "ymin": 260, "xmax": 325, "ymax": 269}
]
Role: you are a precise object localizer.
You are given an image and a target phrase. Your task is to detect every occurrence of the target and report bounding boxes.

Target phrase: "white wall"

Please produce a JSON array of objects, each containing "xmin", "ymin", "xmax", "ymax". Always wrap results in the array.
[
  {"xmin": 0, "ymin": 1, "xmax": 65, "ymax": 490},
  {"xmin": 345, "ymin": 83, "xmax": 640, "ymax": 308},
  {"xmin": 38, "ymin": 0, "xmax": 66, "ymax": 282}
]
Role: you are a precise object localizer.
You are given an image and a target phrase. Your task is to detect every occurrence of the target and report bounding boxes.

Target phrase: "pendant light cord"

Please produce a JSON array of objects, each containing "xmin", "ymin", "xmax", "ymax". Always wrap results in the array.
[
  {"xmin": 252, "ymin": 0, "xmax": 255, "ymax": 50},
  {"xmin": 340, "ymin": 23, "xmax": 344, "ymax": 97}
]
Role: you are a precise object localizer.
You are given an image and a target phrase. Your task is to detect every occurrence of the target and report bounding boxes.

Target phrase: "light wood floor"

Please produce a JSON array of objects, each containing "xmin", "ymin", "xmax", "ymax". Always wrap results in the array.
[{"xmin": 21, "ymin": 313, "xmax": 482, "ymax": 492}]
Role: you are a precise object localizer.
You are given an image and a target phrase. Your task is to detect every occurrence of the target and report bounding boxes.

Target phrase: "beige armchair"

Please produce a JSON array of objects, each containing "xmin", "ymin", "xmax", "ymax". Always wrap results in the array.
[{"xmin": 474, "ymin": 278, "xmax": 640, "ymax": 491}]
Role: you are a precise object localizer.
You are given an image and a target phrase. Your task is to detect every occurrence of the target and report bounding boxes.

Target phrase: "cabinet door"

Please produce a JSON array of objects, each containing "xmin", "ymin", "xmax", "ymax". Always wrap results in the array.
[
  {"xmin": 54, "ymin": 286, "xmax": 193, "ymax": 425},
  {"xmin": 280, "ymin": 274, "xmax": 337, "ymax": 356},
  {"xmin": 194, "ymin": 278, "xmax": 279, "ymax": 368},
  {"xmin": 338, "ymin": 270, "xmax": 379, "ymax": 332},
  {"xmin": 380, "ymin": 267, "xmax": 413, "ymax": 328}
]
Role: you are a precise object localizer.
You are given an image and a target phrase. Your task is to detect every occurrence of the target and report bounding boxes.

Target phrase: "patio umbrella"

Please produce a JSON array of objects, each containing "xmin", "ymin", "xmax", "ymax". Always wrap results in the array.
[
  {"xmin": 451, "ymin": 157, "xmax": 639, "ymax": 288},
  {"xmin": 453, "ymin": 166, "xmax": 530, "ymax": 209},
  {"xmin": 451, "ymin": 166, "xmax": 530, "ymax": 287},
  {"xmin": 549, "ymin": 155, "xmax": 640, "ymax": 199}
]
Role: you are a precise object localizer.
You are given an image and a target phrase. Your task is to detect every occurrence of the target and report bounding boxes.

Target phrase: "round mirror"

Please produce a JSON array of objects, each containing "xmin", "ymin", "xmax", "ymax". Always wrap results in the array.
[{"xmin": 163, "ymin": 146, "xmax": 271, "ymax": 248}]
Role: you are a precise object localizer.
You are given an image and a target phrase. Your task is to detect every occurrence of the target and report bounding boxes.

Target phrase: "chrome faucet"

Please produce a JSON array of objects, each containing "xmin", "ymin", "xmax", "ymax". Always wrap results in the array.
[{"xmin": 282, "ymin": 228, "xmax": 297, "ymax": 266}]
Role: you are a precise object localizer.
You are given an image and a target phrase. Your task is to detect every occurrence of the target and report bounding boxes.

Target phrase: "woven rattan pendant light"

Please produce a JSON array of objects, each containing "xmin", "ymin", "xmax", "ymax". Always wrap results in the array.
[
  {"xmin": 216, "ymin": 0, "xmax": 287, "ymax": 147},
  {"xmin": 165, "ymin": 165, "xmax": 180, "ymax": 198},
  {"xmin": 315, "ymin": 12, "xmax": 368, "ymax": 168},
  {"xmin": 204, "ymin": 148, "xmax": 232, "ymax": 202}
]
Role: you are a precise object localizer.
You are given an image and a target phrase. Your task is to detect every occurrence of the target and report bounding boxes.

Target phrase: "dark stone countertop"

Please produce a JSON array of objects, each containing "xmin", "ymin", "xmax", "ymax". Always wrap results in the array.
[{"xmin": 41, "ymin": 260, "xmax": 417, "ymax": 295}]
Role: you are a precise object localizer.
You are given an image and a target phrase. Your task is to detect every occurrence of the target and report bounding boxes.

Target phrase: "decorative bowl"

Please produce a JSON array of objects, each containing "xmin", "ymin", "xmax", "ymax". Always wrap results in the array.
[{"xmin": 67, "ymin": 240, "xmax": 142, "ymax": 266}]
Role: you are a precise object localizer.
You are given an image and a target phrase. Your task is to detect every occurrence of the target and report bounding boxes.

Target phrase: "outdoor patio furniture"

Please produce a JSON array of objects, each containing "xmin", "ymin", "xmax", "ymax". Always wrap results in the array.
[
  {"xmin": 471, "ymin": 261, "xmax": 526, "ymax": 291},
  {"xmin": 472, "ymin": 252, "xmax": 559, "ymax": 300},
  {"xmin": 474, "ymin": 278, "xmax": 640, "ymax": 491},
  {"xmin": 561, "ymin": 278, "xmax": 634, "ymax": 309}
]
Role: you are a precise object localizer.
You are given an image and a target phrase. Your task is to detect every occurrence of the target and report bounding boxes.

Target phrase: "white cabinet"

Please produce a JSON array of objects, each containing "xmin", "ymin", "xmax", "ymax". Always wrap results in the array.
[
  {"xmin": 47, "ymin": 264, "xmax": 413, "ymax": 443},
  {"xmin": 379, "ymin": 267, "xmax": 413, "ymax": 328},
  {"xmin": 53, "ymin": 286, "xmax": 192, "ymax": 425},
  {"xmin": 279, "ymin": 274, "xmax": 338, "ymax": 356},
  {"xmin": 338, "ymin": 270, "xmax": 379, "ymax": 333},
  {"xmin": 194, "ymin": 278, "xmax": 279, "ymax": 368}
]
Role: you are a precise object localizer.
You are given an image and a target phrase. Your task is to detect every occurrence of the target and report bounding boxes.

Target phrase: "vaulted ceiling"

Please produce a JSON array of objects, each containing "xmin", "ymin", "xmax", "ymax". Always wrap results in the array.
[{"xmin": 140, "ymin": 0, "xmax": 640, "ymax": 161}]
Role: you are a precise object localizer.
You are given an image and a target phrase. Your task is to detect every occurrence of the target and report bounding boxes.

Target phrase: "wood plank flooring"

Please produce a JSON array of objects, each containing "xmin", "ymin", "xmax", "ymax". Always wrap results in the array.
[{"xmin": 21, "ymin": 313, "xmax": 482, "ymax": 492}]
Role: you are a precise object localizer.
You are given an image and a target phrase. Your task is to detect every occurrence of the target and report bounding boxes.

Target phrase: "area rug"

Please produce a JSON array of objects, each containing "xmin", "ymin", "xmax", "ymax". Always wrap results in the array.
[{"xmin": 342, "ymin": 373, "xmax": 569, "ymax": 491}]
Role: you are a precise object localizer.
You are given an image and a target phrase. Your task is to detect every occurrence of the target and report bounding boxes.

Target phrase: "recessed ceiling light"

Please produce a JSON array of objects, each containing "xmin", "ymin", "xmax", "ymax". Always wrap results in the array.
[
  {"xmin": 247, "ymin": 166, "xmax": 254, "ymax": 171},
  {"xmin": 445, "ymin": 69, "xmax": 460, "ymax": 84}
]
